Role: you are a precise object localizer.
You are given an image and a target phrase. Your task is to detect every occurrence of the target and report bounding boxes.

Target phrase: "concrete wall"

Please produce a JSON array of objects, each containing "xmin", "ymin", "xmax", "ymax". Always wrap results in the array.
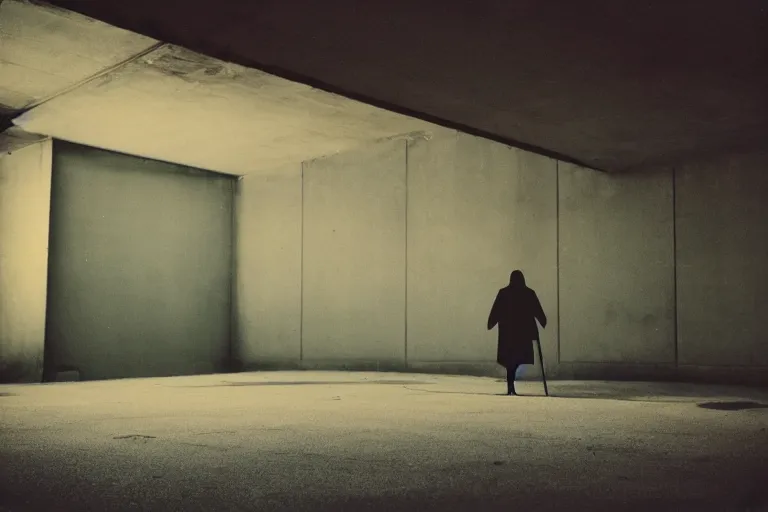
[
  {"xmin": 406, "ymin": 131, "xmax": 558, "ymax": 378},
  {"xmin": 234, "ymin": 135, "xmax": 767, "ymax": 385},
  {"xmin": 302, "ymin": 139, "xmax": 407, "ymax": 368},
  {"xmin": 676, "ymin": 151, "xmax": 768, "ymax": 374},
  {"xmin": 558, "ymin": 164, "xmax": 675, "ymax": 366},
  {"xmin": 234, "ymin": 166, "xmax": 302, "ymax": 369},
  {"xmin": 44, "ymin": 141, "xmax": 234, "ymax": 381},
  {"xmin": 4, "ymin": 134, "xmax": 761, "ymax": 384},
  {"xmin": 0, "ymin": 140, "xmax": 52, "ymax": 383},
  {"xmin": 235, "ymin": 131, "xmax": 557, "ymax": 377}
]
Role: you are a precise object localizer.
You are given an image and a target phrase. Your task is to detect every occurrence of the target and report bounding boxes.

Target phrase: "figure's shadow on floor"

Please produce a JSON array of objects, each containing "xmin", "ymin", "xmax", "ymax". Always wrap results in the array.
[
  {"xmin": 404, "ymin": 386, "xmax": 768, "ymax": 408},
  {"xmin": 548, "ymin": 395, "xmax": 768, "ymax": 409},
  {"xmin": 525, "ymin": 391, "xmax": 768, "ymax": 408},
  {"xmin": 697, "ymin": 401, "xmax": 768, "ymax": 411}
]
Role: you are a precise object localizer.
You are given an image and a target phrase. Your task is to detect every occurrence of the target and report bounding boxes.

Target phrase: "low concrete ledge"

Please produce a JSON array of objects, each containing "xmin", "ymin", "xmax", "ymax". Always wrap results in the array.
[
  {"xmin": 0, "ymin": 357, "xmax": 44, "ymax": 384},
  {"xmin": 237, "ymin": 358, "xmax": 768, "ymax": 388},
  {"xmin": 239, "ymin": 360, "xmax": 304, "ymax": 372},
  {"xmin": 675, "ymin": 365, "xmax": 768, "ymax": 387},
  {"xmin": 242, "ymin": 360, "xmax": 509, "ymax": 379},
  {"xmin": 553, "ymin": 362, "xmax": 768, "ymax": 387},
  {"xmin": 404, "ymin": 361, "xmax": 506, "ymax": 379},
  {"xmin": 300, "ymin": 359, "xmax": 405, "ymax": 373},
  {"xmin": 551, "ymin": 362, "xmax": 679, "ymax": 383},
  {"xmin": 242, "ymin": 359, "xmax": 406, "ymax": 373}
]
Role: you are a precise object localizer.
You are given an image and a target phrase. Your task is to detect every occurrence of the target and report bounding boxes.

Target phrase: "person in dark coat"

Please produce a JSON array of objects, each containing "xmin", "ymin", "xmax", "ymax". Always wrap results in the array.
[{"xmin": 487, "ymin": 270, "xmax": 547, "ymax": 395}]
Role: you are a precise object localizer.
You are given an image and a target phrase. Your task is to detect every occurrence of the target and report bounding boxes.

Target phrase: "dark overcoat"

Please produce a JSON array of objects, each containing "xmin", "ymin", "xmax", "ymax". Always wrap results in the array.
[{"xmin": 487, "ymin": 284, "xmax": 547, "ymax": 368}]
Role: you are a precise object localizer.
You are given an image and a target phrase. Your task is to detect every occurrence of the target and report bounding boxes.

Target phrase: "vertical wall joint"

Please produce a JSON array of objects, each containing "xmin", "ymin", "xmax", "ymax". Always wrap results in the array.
[
  {"xmin": 300, "ymin": 161, "xmax": 305, "ymax": 363},
  {"xmin": 555, "ymin": 160, "xmax": 561, "ymax": 364},
  {"xmin": 672, "ymin": 166, "xmax": 678, "ymax": 366},
  {"xmin": 404, "ymin": 139, "xmax": 409, "ymax": 368}
]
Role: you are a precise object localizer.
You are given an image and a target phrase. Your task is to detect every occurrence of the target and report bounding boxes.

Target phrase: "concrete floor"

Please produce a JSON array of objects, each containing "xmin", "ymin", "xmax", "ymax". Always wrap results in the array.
[{"xmin": 1, "ymin": 371, "xmax": 768, "ymax": 511}]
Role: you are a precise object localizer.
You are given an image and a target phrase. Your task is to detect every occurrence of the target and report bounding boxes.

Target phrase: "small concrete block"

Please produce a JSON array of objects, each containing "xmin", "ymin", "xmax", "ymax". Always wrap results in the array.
[{"xmin": 55, "ymin": 370, "xmax": 80, "ymax": 382}]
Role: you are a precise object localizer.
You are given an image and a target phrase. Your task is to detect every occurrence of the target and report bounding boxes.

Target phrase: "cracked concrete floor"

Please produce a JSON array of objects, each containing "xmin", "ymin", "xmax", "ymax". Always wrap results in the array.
[{"xmin": 1, "ymin": 371, "xmax": 768, "ymax": 511}]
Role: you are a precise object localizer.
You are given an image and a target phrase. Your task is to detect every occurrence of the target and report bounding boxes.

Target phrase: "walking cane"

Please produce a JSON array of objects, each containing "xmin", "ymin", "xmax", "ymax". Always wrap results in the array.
[{"xmin": 535, "ymin": 340, "xmax": 549, "ymax": 397}]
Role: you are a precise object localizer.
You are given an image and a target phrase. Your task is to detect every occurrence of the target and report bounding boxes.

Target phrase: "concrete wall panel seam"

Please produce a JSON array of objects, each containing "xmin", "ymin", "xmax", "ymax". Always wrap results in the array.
[
  {"xmin": 404, "ymin": 139, "xmax": 409, "ymax": 368},
  {"xmin": 229, "ymin": 178, "xmax": 237, "ymax": 371},
  {"xmin": 300, "ymin": 160, "xmax": 305, "ymax": 362},
  {"xmin": 672, "ymin": 166, "xmax": 678, "ymax": 366},
  {"xmin": 556, "ymin": 159, "xmax": 561, "ymax": 364}
]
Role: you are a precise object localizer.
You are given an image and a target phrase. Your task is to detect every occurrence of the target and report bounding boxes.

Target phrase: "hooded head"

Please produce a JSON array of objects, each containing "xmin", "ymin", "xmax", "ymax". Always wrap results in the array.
[{"xmin": 509, "ymin": 270, "xmax": 526, "ymax": 288}]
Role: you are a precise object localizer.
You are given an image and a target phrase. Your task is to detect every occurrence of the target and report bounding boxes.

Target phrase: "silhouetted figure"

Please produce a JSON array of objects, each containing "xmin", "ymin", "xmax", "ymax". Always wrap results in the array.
[{"xmin": 487, "ymin": 270, "xmax": 547, "ymax": 395}]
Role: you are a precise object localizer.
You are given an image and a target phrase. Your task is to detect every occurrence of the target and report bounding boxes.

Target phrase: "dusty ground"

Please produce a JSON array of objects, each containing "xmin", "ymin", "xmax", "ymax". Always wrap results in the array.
[{"xmin": 1, "ymin": 371, "xmax": 767, "ymax": 511}]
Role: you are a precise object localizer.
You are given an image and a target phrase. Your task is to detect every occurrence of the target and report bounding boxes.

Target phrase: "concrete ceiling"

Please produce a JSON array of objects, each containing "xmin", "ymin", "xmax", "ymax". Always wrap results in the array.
[
  {"xmin": 37, "ymin": 0, "xmax": 768, "ymax": 172},
  {"xmin": 0, "ymin": 0, "xmax": 159, "ymax": 110},
  {"xmin": 1, "ymin": 0, "xmax": 437, "ymax": 174}
]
